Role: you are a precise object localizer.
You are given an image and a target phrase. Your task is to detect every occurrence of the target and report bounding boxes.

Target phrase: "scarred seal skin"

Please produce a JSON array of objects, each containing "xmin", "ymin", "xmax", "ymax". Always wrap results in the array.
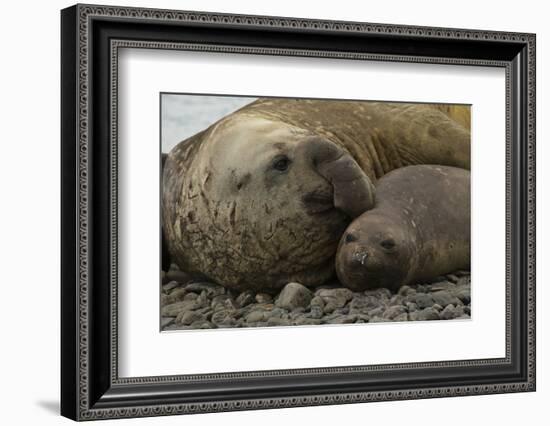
[
  {"xmin": 335, "ymin": 165, "xmax": 470, "ymax": 292},
  {"xmin": 162, "ymin": 98, "xmax": 470, "ymax": 292}
]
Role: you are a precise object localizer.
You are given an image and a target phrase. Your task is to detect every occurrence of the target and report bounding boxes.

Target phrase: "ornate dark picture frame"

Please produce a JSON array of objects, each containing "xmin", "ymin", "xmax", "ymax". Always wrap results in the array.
[{"xmin": 61, "ymin": 3, "xmax": 536, "ymax": 421}]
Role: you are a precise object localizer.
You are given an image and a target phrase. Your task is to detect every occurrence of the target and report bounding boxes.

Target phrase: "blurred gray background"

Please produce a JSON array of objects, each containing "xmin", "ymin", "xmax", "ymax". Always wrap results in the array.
[{"xmin": 161, "ymin": 94, "xmax": 257, "ymax": 153}]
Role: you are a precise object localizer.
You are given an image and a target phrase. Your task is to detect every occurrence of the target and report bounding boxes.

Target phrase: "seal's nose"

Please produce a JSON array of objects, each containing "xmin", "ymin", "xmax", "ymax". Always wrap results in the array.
[{"xmin": 352, "ymin": 251, "xmax": 369, "ymax": 266}]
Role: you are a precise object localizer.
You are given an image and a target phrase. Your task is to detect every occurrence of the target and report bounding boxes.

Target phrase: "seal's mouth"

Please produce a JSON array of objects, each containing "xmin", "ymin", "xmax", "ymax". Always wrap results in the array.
[{"xmin": 302, "ymin": 190, "xmax": 334, "ymax": 215}]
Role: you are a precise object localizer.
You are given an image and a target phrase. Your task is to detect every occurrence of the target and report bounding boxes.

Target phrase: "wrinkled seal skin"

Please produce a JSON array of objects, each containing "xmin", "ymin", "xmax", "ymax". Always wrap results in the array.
[
  {"xmin": 336, "ymin": 165, "xmax": 470, "ymax": 292},
  {"xmin": 163, "ymin": 99, "xmax": 470, "ymax": 292}
]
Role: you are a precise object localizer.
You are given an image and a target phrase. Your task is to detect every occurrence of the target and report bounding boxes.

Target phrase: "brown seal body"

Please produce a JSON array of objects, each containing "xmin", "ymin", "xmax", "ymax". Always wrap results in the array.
[
  {"xmin": 163, "ymin": 99, "xmax": 470, "ymax": 292},
  {"xmin": 335, "ymin": 165, "xmax": 470, "ymax": 292}
]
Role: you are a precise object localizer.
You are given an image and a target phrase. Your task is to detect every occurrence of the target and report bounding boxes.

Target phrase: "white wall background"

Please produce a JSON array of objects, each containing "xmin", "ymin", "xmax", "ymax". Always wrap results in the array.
[{"xmin": 0, "ymin": 0, "xmax": 546, "ymax": 425}]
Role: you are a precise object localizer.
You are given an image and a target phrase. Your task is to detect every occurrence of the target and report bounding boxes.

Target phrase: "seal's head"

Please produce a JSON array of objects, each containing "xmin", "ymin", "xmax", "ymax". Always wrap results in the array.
[
  {"xmin": 335, "ymin": 212, "xmax": 416, "ymax": 292},
  {"xmin": 163, "ymin": 115, "xmax": 376, "ymax": 291}
]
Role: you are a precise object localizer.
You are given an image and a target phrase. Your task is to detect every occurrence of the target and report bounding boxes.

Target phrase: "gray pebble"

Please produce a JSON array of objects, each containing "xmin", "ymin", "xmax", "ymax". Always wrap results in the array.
[
  {"xmin": 176, "ymin": 310, "xmax": 203, "ymax": 325},
  {"xmin": 276, "ymin": 282, "xmax": 313, "ymax": 311},
  {"xmin": 310, "ymin": 296, "xmax": 325, "ymax": 308},
  {"xmin": 191, "ymin": 320, "xmax": 216, "ymax": 329},
  {"xmin": 246, "ymin": 310, "xmax": 266, "ymax": 323},
  {"xmin": 428, "ymin": 281, "xmax": 456, "ymax": 292},
  {"xmin": 415, "ymin": 293, "xmax": 434, "ymax": 309},
  {"xmin": 440, "ymin": 304, "xmax": 465, "ymax": 320},
  {"xmin": 236, "ymin": 291, "xmax": 255, "ymax": 307},
  {"xmin": 163, "ymin": 281, "xmax": 179, "ymax": 293},
  {"xmin": 406, "ymin": 302, "xmax": 418, "ymax": 312},
  {"xmin": 167, "ymin": 288, "xmax": 188, "ymax": 303},
  {"xmin": 383, "ymin": 305, "xmax": 407, "ymax": 320},
  {"xmin": 431, "ymin": 290, "xmax": 460, "ymax": 307},
  {"xmin": 255, "ymin": 293, "xmax": 273, "ymax": 304},
  {"xmin": 294, "ymin": 317, "xmax": 323, "ymax": 326},
  {"xmin": 389, "ymin": 294, "xmax": 405, "ymax": 306},
  {"xmin": 319, "ymin": 288, "xmax": 353, "ymax": 313},
  {"xmin": 309, "ymin": 305, "xmax": 324, "ymax": 319},
  {"xmin": 454, "ymin": 288, "xmax": 471, "ymax": 304},
  {"xmin": 397, "ymin": 285, "xmax": 415, "ymax": 296},
  {"xmin": 446, "ymin": 274, "xmax": 459, "ymax": 283},
  {"xmin": 433, "ymin": 304, "xmax": 443, "ymax": 311},
  {"xmin": 161, "ymin": 300, "xmax": 200, "ymax": 317},
  {"xmin": 161, "ymin": 317, "xmax": 174, "ymax": 328},
  {"xmin": 183, "ymin": 292, "xmax": 199, "ymax": 301},
  {"xmin": 327, "ymin": 315, "xmax": 357, "ymax": 324},
  {"xmin": 393, "ymin": 313, "xmax": 409, "ymax": 322},
  {"xmin": 368, "ymin": 306, "xmax": 385, "ymax": 317},
  {"xmin": 417, "ymin": 307, "xmax": 440, "ymax": 321},
  {"xmin": 267, "ymin": 317, "xmax": 290, "ymax": 327}
]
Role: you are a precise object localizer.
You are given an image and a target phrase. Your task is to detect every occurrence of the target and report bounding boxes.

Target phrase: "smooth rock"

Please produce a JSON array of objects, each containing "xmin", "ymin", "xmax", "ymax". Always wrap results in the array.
[
  {"xmin": 183, "ymin": 292, "xmax": 198, "ymax": 301},
  {"xmin": 276, "ymin": 282, "xmax": 313, "ymax": 311},
  {"xmin": 327, "ymin": 315, "xmax": 357, "ymax": 324},
  {"xmin": 446, "ymin": 274, "xmax": 459, "ymax": 283},
  {"xmin": 454, "ymin": 288, "xmax": 471, "ymax": 304},
  {"xmin": 440, "ymin": 304, "xmax": 464, "ymax": 320},
  {"xmin": 309, "ymin": 305, "xmax": 324, "ymax": 319},
  {"xmin": 267, "ymin": 317, "xmax": 290, "ymax": 326},
  {"xmin": 236, "ymin": 291, "xmax": 255, "ymax": 307},
  {"xmin": 432, "ymin": 290, "xmax": 460, "ymax": 307},
  {"xmin": 349, "ymin": 296, "xmax": 376, "ymax": 312},
  {"xmin": 406, "ymin": 302, "xmax": 418, "ymax": 312},
  {"xmin": 294, "ymin": 317, "xmax": 322, "ymax": 326},
  {"xmin": 389, "ymin": 294, "xmax": 405, "ymax": 306},
  {"xmin": 383, "ymin": 305, "xmax": 407, "ymax": 320},
  {"xmin": 163, "ymin": 281, "xmax": 179, "ymax": 293},
  {"xmin": 176, "ymin": 310, "xmax": 203, "ymax": 325},
  {"xmin": 393, "ymin": 313, "xmax": 409, "ymax": 322},
  {"xmin": 398, "ymin": 285, "xmax": 415, "ymax": 296},
  {"xmin": 256, "ymin": 293, "xmax": 273, "ymax": 304},
  {"xmin": 161, "ymin": 300, "xmax": 199, "ymax": 317},
  {"xmin": 415, "ymin": 293, "xmax": 434, "ymax": 309},
  {"xmin": 368, "ymin": 306, "xmax": 385, "ymax": 317},
  {"xmin": 167, "ymin": 288, "xmax": 188, "ymax": 303},
  {"xmin": 319, "ymin": 288, "xmax": 353, "ymax": 313},
  {"xmin": 246, "ymin": 310, "xmax": 267, "ymax": 323},
  {"xmin": 310, "ymin": 296, "xmax": 325, "ymax": 308},
  {"xmin": 191, "ymin": 320, "xmax": 216, "ymax": 329},
  {"xmin": 428, "ymin": 281, "xmax": 457, "ymax": 292},
  {"xmin": 417, "ymin": 307, "xmax": 440, "ymax": 321},
  {"xmin": 161, "ymin": 317, "xmax": 174, "ymax": 328}
]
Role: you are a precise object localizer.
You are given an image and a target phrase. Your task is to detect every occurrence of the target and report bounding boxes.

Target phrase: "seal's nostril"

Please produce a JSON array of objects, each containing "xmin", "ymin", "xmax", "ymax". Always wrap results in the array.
[{"xmin": 352, "ymin": 251, "xmax": 368, "ymax": 266}]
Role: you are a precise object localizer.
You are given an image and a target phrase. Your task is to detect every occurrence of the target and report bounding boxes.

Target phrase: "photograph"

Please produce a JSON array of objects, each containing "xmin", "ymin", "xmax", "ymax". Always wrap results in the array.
[{"xmin": 160, "ymin": 95, "xmax": 472, "ymax": 331}]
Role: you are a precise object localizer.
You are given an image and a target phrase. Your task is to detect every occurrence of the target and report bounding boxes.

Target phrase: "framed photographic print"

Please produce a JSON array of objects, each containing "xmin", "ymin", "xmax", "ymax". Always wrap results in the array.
[{"xmin": 61, "ymin": 3, "xmax": 536, "ymax": 421}]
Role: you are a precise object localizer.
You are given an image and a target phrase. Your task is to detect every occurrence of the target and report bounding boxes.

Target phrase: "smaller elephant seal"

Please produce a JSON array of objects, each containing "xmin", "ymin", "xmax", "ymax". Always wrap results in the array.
[{"xmin": 335, "ymin": 165, "xmax": 470, "ymax": 292}]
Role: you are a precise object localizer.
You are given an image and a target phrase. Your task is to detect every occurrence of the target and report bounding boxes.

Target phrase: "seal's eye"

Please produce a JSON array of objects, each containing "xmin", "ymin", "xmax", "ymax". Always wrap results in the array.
[
  {"xmin": 380, "ymin": 239, "xmax": 396, "ymax": 250},
  {"xmin": 345, "ymin": 233, "xmax": 358, "ymax": 244},
  {"xmin": 273, "ymin": 156, "xmax": 291, "ymax": 172}
]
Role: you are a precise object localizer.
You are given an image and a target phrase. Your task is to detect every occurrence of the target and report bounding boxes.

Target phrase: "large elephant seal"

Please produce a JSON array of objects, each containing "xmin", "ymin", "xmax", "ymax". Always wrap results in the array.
[
  {"xmin": 163, "ymin": 99, "xmax": 470, "ymax": 292},
  {"xmin": 335, "ymin": 165, "xmax": 470, "ymax": 292}
]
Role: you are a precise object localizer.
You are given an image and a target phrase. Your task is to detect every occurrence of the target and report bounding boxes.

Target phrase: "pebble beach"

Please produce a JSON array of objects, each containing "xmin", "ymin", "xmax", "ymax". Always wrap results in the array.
[{"xmin": 160, "ymin": 265, "xmax": 471, "ymax": 331}]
